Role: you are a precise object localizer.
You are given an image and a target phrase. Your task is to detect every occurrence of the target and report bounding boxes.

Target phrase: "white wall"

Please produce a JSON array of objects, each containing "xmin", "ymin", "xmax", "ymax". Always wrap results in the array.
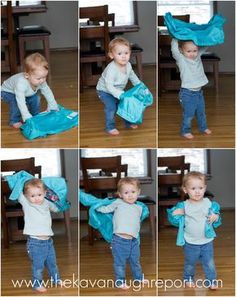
[
  {"xmin": 19, "ymin": 1, "xmax": 78, "ymax": 49},
  {"xmin": 207, "ymin": 149, "xmax": 235, "ymax": 209},
  {"xmin": 123, "ymin": 1, "xmax": 156, "ymax": 65},
  {"xmin": 211, "ymin": 1, "xmax": 235, "ymax": 72}
]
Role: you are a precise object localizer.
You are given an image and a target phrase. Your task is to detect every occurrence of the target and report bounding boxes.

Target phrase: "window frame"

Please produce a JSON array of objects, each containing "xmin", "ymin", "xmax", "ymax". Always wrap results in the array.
[{"xmin": 80, "ymin": 149, "xmax": 153, "ymax": 184}]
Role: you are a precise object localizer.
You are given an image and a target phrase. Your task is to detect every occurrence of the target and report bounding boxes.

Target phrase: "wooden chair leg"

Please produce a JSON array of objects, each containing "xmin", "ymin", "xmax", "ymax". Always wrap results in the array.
[
  {"xmin": 2, "ymin": 217, "xmax": 10, "ymax": 249},
  {"xmin": 63, "ymin": 210, "xmax": 72, "ymax": 242},
  {"xmin": 88, "ymin": 225, "xmax": 94, "ymax": 245},
  {"xmin": 135, "ymin": 53, "xmax": 143, "ymax": 80}
]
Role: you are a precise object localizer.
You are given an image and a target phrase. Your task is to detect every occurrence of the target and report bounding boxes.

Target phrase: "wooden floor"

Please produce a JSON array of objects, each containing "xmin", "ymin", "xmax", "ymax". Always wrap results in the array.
[
  {"xmin": 80, "ymin": 220, "xmax": 157, "ymax": 296},
  {"xmin": 158, "ymin": 210, "xmax": 235, "ymax": 296},
  {"xmin": 158, "ymin": 74, "xmax": 235, "ymax": 148},
  {"xmin": 1, "ymin": 220, "xmax": 78, "ymax": 296},
  {"xmin": 80, "ymin": 65, "xmax": 157, "ymax": 148},
  {"xmin": 1, "ymin": 51, "xmax": 78, "ymax": 148}
]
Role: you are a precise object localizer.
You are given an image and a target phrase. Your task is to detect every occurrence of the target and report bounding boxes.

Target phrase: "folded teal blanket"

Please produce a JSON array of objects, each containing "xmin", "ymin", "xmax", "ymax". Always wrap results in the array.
[
  {"xmin": 117, "ymin": 82, "xmax": 153, "ymax": 124},
  {"xmin": 4, "ymin": 170, "xmax": 70, "ymax": 212},
  {"xmin": 20, "ymin": 104, "xmax": 78, "ymax": 140},
  {"xmin": 164, "ymin": 12, "xmax": 226, "ymax": 46}
]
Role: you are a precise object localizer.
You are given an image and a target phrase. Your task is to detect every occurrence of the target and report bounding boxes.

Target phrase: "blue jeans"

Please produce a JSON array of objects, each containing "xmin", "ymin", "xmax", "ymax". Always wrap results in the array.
[
  {"xmin": 97, "ymin": 90, "xmax": 132, "ymax": 131},
  {"xmin": 179, "ymin": 88, "xmax": 208, "ymax": 135},
  {"xmin": 111, "ymin": 234, "xmax": 143, "ymax": 286},
  {"xmin": 1, "ymin": 91, "xmax": 40, "ymax": 125},
  {"xmin": 183, "ymin": 241, "xmax": 217, "ymax": 285},
  {"xmin": 27, "ymin": 237, "xmax": 60, "ymax": 289}
]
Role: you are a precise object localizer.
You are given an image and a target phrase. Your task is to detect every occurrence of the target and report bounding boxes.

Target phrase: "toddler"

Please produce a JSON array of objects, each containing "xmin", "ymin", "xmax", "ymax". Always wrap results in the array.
[
  {"xmin": 1, "ymin": 52, "xmax": 58, "ymax": 128},
  {"xmin": 169, "ymin": 171, "xmax": 221, "ymax": 289},
  {"xmin": 96, "ymin": 37, "xmax": 141, "ymax": 135},
  {"xmin": 20, "ymin": 178, "xmax": 61, "ymax": 292},
  {"xmin": 96, "ymin": 177, "xmax": 146, "ymax": 289},
  {"xmin": 171, "ymin": 38, "xmax": 212, "ymax": 139}
]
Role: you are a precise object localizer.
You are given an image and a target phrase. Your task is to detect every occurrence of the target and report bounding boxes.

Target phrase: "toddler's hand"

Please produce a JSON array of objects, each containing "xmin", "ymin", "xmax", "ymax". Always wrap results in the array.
[
  {"xmin": 172, "ymin": 208, "xmax": 184, "ymax": 216},
  {"xmin": 207, "ymin": 212, "xmax": 219, "ymax": 224}
]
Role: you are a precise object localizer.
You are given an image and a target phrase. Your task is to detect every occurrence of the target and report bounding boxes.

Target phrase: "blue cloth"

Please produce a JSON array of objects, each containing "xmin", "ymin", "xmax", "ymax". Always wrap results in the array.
[
  {"xmin": 117, "ymin": 83, "xmax": 153, "ymax": 124},
  {"xmin": 20, "ymin": 104, "xmax": 78, "ymax": 140},
  {"xmin": 183, "ymin": 241, "xmax": 216, "ymax": 285},
  {"xmin": 80, "ymin": 191, "xmax": 149, "ymax": 243},
  {"xmin": 179, "ymin": 88, "xmax": 208, "ymax": 135},
  {"xmin": 111, "ymin": 234, "xmax": 143, "ymax": 286},
  {"xmin": 4, "ymin": 170, "xmax": 70, "ymax": 212},
  {"xmin": 27, "ymin": 237, "xmax": 60, "ymax": 289},
  {"xmin": 164, "ymin": 12, "xmax": 226, "ymax": 46},
  {"xmin": 97, "ymin": 90, "xmax": 132, "ymax": 131},
  {"xmin": 167, "ymin": 200, "xmax": 221, "ymax": 246},
  {"xmin": 1, "ymin": 91, "xmax": 40, "ymax": 125}
]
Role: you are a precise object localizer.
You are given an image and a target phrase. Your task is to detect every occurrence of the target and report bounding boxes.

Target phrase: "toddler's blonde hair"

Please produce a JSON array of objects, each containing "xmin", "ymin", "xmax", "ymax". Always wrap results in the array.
[
  {"xmin": 24, "ymin": 53, "xmax": 48, "ymax": 74},
  {"xmin": 108, "ymin": 37, "xmax": 131, "ymax": 56},
  {"xmin": 117, "ymin": 177, "xmax": 140, "ymax": 193},
  {"xmin": 23, "ymin": 178, "xmax": 46, "ymax": 196},
  {"xmin": 182, "ymin": 171, "xmax": 206, "ymax": 188}
]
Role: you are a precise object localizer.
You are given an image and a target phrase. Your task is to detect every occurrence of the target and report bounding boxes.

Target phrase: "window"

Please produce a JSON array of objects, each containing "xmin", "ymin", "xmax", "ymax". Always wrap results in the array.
[
  {"xmin": 0, "ymin": 149, "xmax": 61, "ymax": 177},
  {"xmin": 79, "ymin": 0, "xmax": 136, "ymax": 26},
  {"xmin": 157, "ymin": 0, "xmax": 214, "ymax": 23},
  {"xmin": 1, "ymin": 1, "xmax": 44, "ymax": 6},
  {"xmin": 158, "ymin": 149, "xmax": 208, "ymax": 173},
  {"xmin": 81, "ymin": 149, "xmax": 149, "ymax": 178}
]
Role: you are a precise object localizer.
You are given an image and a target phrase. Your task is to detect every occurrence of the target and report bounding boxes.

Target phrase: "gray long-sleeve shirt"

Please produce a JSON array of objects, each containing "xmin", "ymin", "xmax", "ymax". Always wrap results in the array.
[
  {"xmin": 97, "ymin": 199, "xmax": 142, "ymax": 238},
  {"xmin": 171, "ymin": 39, "xmax": 208, "ymax": 89},
  {"xmin": 1, "ymin": 73, "xmax": 58, "ymax": 121},
  {"xmin": 96, "ymin": 61, "xmax": 140, "ymax": 99},
  {"xmin": 19, "ymin": 193, "xmax": 58, "ymax": 236}
]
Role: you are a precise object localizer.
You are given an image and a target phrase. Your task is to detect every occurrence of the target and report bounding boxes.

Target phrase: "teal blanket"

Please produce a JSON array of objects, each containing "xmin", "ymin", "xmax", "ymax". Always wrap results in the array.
[
  {"xmin": 80, "ymin": 191, "xmax": 149, "ymax": 243},
  {"xmin": 117, "ymin": 83, "xmax": 153, "ymax": 124},
  {"xmin": 20, "ymin": 104, "xmax": 78, "ymax": 140},
  {"xmin": 164, "ymin": 12, "xmax": 226, "ymax": 46},
  {"xmin": 4, "ymin": 170, "xmax": 70, "ymax": 212}
]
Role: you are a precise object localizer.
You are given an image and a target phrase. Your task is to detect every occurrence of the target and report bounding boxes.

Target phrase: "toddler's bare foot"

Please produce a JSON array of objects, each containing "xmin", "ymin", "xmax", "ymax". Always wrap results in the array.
[
  {"xmin": 130, "ymin": 124, "xmax": 138, "ymax": 129},
  {"xmin": 116, "ymin": 283, "xmax": 130, "ymax": 290},
  {"xmin": 108, "ymin": 129, "xmax": 119, "ymax": 136},
  {"xmin": 185, "ymin": 281, "xmax": 195, "ymax": 288},
  {"xmin": 183, "ymin": 133, "xmax": 194, "ymax": 140},
  {"xmin": 12, "ymin": 122, "xmax": 22, "ymax": 128},
  {"xmin": 204, "ymin": 129, "xmax": 212, "ymax": 135},
  {"xmin": 35, "ymin": 286, "xmax": 47, "ymax": 292}
]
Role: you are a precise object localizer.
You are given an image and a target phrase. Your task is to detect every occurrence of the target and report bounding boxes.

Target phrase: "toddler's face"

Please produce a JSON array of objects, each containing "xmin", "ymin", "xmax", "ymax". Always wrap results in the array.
[
  {"xmin": 119, "ymin": 183, "xmax": 140, "ymax": 204},
  {"xmin": 25, "ymin": 186, "xmax": 45, "ymax": 205},
  {"xmin": 181, "ymin": 41, "xmax": 199, "ymax": 60},
  {"xmin": 25, "ymin": 67, "xmax": 48, "ymax": 88},
  {"xmin": 183, "ymin": 177, "xmax": 206, "ymax": 202},
  {"xmin": 109, "ymin": 44, "xmax": 131, "ymax": 66}
]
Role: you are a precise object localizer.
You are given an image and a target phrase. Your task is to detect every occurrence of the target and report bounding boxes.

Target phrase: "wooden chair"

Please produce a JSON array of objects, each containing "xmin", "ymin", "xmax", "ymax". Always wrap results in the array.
[
  {"xmin": 17, "ymin": 25, "xmax": 51, "ymax": 69},
  {"xmin": 158, "ymin": 156, "xmax": 186, "ymax": 227},
  {"xmin": 1, "ymin": 1, "xmax": 17, "ymax": 74},
  {"xmin": 1, "ymin": 157, "xmax": 71, "ymax": 248},
  {"xmin": 81, "ymin": 155, "xmax": 122, "ymax": 245},
  {"xmin": 158, "ymin": 14, "xmax": 220, "ymax": 95},
  {"xmin": 1, "ymin": 158, "xmax": 41, "ymax": 248},
  {"xmin": 80, "ymin": 5, "xmax": 110, "ymax": 90},
  {"xmin": 107, "ymin": 13, "xmax": 143, "ymax": 80}
]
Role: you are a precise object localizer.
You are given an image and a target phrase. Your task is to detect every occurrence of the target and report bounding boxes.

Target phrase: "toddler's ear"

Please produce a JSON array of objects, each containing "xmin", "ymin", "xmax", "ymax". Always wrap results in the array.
[
  {"xmin": 24, "ymin": 72, "xmax": 29, "ymax": 79},
  {"xmin": 108, "ymin": 52, "xmax": 114, "ymax": 60}
]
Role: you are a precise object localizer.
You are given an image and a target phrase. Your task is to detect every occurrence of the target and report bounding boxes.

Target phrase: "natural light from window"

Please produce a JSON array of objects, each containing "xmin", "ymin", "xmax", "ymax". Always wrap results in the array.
[
  {"xmin": 79, "ymin": 0, "xmax": 134, "ymax": 26},
  {"xmin": 0, "ymin": 149, "xmax": 61, "ymax": 177},
  {"xmin": 158, "ymin": 149, "xmax": 206, "ymax": 173},
  {"xmin": 157, "ymin": 0, "xmax": 213, "ymax": 23},
  {"xmin": 81, "ymin": 149, "xmax": 148, "ymax": 177}
]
